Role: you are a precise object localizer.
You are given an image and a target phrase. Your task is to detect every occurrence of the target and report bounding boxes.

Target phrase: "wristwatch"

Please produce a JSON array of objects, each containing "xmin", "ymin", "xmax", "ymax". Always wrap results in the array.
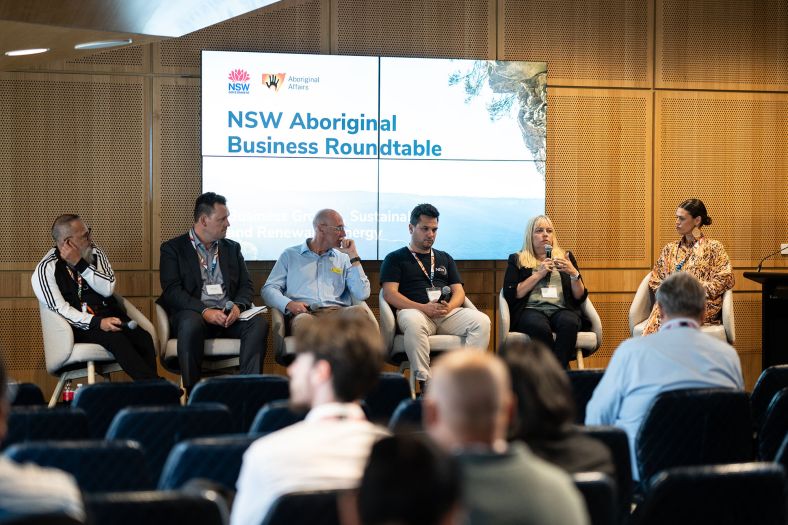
[
  {"xmin": 570, "ymin": 272, "xmax": 582, "ymax": 281},
  {"xmin": 349, "ymin": 256, "xmax": 361, "ymax": 264}
]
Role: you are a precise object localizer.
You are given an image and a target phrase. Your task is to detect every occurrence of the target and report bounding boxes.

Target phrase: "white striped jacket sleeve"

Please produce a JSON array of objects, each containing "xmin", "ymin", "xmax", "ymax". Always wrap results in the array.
[
  {"xmin": 31, "ymin": 249, "xmax": 95, "ymax": 330},
  {"xmin": 78, "ymin": 246, "xmax": 116, "ymax": 297}
]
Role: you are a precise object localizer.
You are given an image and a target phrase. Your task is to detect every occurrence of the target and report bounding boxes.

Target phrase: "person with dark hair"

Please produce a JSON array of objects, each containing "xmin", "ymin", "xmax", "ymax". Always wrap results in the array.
[
  {"xmin": 33, "ymin": 214, "xmax": 159, "ymax": 380},
  {"xmin": 356, "ymin": 434, "xmax": 463, "ymax": 525},
  {"xmin": 157, "ymin": 192, "xmax": 267, "ymax": 393},
  {"xmin": 0, "ymin": 357, "xmax": 85, "ymax": 520},
  {"xmin": 642, "ymin": 198, "xmax": 733, "ymax": 334},
  {"xmin": 503, "ymin": 215, "xmax": 588, "ymax": 367},
  {"xmin": 231, "ymin": 315, "xmax": 388, "ymax": 525},
  {"xmin": 586, "ymin": 272, "xmax": 743, "ymax": 480},
  {"xmin": 500, "ymin": 340, "xmax": 613, "ymax": 476},
  {"xmin": 380, "ymin": 204, "xmax": 490, "ymax": 392}
]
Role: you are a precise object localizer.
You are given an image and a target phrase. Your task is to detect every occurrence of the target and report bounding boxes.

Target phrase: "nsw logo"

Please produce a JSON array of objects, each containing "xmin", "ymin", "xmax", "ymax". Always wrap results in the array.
[
  {"xmin": 262, "ymin": 73, "xmax": 286, "ymax": 92},
  {"xmin": 228, "ymin": 69, "xmax": 251, "ymax": 94}
]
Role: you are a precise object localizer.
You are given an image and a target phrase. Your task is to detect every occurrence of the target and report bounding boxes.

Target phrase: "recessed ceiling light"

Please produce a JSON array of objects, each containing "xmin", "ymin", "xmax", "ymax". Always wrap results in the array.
[
  {"xmin": 74, "ymin": 39, "xmax": 133, "ymax": 50},
  {"xmin": 4, "ymin": 48, "xmax": 50, "ymax": 57}
]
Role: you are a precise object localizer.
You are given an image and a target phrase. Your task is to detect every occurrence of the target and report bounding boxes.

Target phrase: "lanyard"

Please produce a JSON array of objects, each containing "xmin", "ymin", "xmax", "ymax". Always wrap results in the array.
[
  {"xmin": 66, "ymin": 266, "xmax": 84, "ymax": 303},
  {"xmin": 189, "ymin": 229, "xmax": 219, "ymax": 278},
  {"xmin": 675, "ymin": 237, "xmax": 700, "ymax": 272},
  {"xmin": 411, "ymin": 249, "xmax": 434, "ymax": 286}
]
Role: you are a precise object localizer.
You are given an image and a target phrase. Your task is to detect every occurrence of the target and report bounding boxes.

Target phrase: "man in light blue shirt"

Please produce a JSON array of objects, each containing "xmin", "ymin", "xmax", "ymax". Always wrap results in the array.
[
  {"xmin": 585, "ymin": 272, "xmax": 743, "ymax": 480},
  {"xmin": 262, "ymin": 209, "xmax": 371, "ymax": 332}
]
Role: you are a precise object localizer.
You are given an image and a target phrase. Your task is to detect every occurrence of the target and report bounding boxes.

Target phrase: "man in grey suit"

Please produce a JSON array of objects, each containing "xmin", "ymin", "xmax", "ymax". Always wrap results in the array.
[{"xmin": 157, "ymin": 192, "xmax": 267, "ymax": 393}]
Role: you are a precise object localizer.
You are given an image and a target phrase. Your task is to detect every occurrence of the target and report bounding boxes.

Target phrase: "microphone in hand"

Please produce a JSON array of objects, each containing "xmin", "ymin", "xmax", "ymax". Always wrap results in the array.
[
  {"xmin": 544, "ymin": 244, "xmax": 553, "ymax": 260},
  {"xmin": 121, "ymin": 320, "xmax": 138, "ymax": 330},
  {"xmin": 439, "ymin": 286, "xmax": 452, "ymax": 303},
  {"xmin": 222, "ymin": 301, "xmax": 235, "ymax": 315}
]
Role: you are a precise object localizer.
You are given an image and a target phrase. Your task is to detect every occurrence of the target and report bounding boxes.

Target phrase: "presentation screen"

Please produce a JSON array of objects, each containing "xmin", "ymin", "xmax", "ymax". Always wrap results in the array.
[{"xmin": 202, "ymin": 51, "xmax": 546, "ymax": 260}]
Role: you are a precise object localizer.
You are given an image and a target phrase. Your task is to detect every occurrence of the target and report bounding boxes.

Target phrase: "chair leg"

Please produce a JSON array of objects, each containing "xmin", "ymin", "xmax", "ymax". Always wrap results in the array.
[
  {"xmin": 48, "ymin": 374, "xmax": 67, "ymax": 408},
  {"xmin": 400, "ymin": 361, "xmax": 416, "ymax": 399},
  {"xmin": 87, "ymin": 361, "xmax": 96, "ymax": 384},
  {"xmin": 576, "ymin": 350, "xmax": 585, "ymax": 370}
]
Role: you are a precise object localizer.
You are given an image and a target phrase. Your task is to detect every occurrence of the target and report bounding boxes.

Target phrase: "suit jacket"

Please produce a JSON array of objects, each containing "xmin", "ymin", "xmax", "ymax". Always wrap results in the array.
[{"xmin": 157, "ymin": 232, "xmax": 254, "ymax": 315}]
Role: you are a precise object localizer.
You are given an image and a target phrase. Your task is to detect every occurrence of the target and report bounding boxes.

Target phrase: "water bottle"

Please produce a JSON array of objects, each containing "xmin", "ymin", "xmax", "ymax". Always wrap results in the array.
[{"xmin": 62, "ymin": 380, "xmax": 74, "ymax": 405}]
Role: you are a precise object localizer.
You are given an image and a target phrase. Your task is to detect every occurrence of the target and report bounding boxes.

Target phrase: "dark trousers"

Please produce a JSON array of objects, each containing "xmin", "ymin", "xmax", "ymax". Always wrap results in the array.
[
  {"xmin": 512, "ymin": 308, "xmax": 582, "ymax": 368},
  {"xmin": 73, "ymin": 324, "xmax": 159, "ymax": 381},
  {"xmin": 171, "ymin": 310, "xmax": 268, "ymax": 389}
]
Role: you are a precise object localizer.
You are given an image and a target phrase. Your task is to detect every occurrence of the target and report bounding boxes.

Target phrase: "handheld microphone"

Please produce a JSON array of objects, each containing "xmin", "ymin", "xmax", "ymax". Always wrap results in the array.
[
  {"xmin": 121, "ymin": 320, "xmax": 138, "ymax": 330},
  {"xmin": 308, "ymin": 303, "xmax": 321, "ymax": 312},
  {"xmin": 757, "ymin": 248, "xmax": 786, "ymax": 272},
  {"xmin": 222, "ymin": 301, "xmax": 234, "ymax": 314},
  {"xmin": 544, "ymin": 244, "xmax": 553, "ymax": 259},
  {"xmin": 439, "ymin": 286, "xmax": 452, "ymax": 303}
]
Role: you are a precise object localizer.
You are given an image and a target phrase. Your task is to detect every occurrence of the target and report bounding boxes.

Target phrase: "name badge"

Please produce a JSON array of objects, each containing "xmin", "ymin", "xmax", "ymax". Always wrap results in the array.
[
  {"xmin": 331, "ymin": 267, "xmax": 342, "ymax": 274},
  {"xmin": 541, "ymin": 286, "xmax": 559, "ymax": 299},
  {"xmin": 426, "ymin": 287, "xmax": 441, "ymax": 302},
  {"xmin": 206, "ymin": 284, "xmax": 223, "ymax": 296}
]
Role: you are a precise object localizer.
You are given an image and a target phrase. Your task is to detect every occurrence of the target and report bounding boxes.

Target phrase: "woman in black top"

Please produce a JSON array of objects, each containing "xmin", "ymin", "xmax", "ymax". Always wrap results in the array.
[{"xmin": 503, "ymin": 215, "xmax": 587, "ymax": 367}]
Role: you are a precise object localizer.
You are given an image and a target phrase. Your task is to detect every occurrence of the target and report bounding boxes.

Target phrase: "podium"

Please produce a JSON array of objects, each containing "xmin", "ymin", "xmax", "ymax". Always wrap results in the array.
[{"xmin": 744, "ymin": 271, "xmax": 788, "ymax": 370}]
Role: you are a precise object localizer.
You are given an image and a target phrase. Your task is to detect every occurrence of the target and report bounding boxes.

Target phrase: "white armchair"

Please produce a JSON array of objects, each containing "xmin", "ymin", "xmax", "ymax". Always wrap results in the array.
[
  {"xmin": 39, "ymin": 294, "xmax": 155, "ymax": 407},
  {"xmin": 497, "ymin": 289, "xmax": 602, "ymax": 369},
  {"xmin": 628, "ymin": 273, "xmax": 735, "ymax": 344}
]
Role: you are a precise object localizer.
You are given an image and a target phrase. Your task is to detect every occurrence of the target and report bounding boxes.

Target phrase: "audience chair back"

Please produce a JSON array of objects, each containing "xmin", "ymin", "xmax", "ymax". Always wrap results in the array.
[
  {"xmin": 629, "ymin": 273, "xmax": 735, "ymax": 344},
  {"xmin": 261, "ymin": 490, "xmax": 343, "ymax": 525},
  {"xmin": 72, "ymin": 381, "xmax": 182, "ymax": 438},
  {"xmin": 774, "ymin": 433, "xmax": 788, "ymax": 473},
  {"xmin": 0, "ymin": 512, "xmax": 84, "ymax": 525},
  {"xmin": 154, "ymin": 303, "xmax": 240, "ymax": 376},
  {"xmin": 105, "ymin": 403, "xmax": 233, "ymax": 481},
  {"xmin": 364, "ymin": 373, "xmax": 413, "ymax": 423},
  {"xmin": 568, "ymin": 369, "xmax": 605, "ymax": 423},
  {"xmin": 498, "ymin": 289, "xmax": 602, "ymax": 369},
  {"xmin": 635, "ymin": 388, "xmax": 753, "ymax": 483},
  {"xmin": 388, "ymin": 398, "xmax": 423, "ymax": 433},
  {"xmin": 188, "ymin": 375, "xmax": 289, "ymax": 432},
  {"xmin": 4, "ymin": 439, "xmax": 153, "ymax": 493},
  {"xmin": 10, "ymin": 383, "xmax": 45, "ymax": 406},
  {"xmin": 39, "ymin": 294, "xmax": 155, "ymax": 406},
  {"xmin": 581, "ymin": 425, "xmax": 633, "ymax": 519},
  {"xmin": 4, "ymin": 407, "xmax": 89, "ymax": 450},
  {"xmin": 249, "ymin": 399, "xmax": 307, "ymax": 434},
  {"xmin": 758, "ymin": 387, "xmax": 788, "ymax": 461},
  {"xmin": 573, "ymin": 472, "xmax": 617, "ymax": 525},
  {"xmin": 85, "ymin": 490, "xmax": 227, "ymax": 525},
  {"xmin": 750, "ymin": 365, "xmax": 788, "ymax": 431},
  {"xmin": 631, "ymin": 463, "xmax": 785, "ymax": 525},
  {"xmin": 157, "ymin": 435, "xmax": 257, "ymax": 491}
]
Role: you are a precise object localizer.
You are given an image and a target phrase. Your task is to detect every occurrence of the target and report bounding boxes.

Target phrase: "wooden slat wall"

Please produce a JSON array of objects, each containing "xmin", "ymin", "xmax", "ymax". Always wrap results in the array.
[{"xmin": 2, "ymin": 0, "xmax": 786, "ymax": 396}]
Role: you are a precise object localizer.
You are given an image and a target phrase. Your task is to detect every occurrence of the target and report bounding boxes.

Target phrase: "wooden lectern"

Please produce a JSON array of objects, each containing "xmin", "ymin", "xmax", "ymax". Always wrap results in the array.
[{"xmin": 744, "ymin": 271, "xmax": 788, "ymax": 370}]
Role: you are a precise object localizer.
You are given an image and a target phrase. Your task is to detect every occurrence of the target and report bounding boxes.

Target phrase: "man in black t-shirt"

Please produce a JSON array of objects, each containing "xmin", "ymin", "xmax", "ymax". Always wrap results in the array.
[{"xmin": 380, "ymin": 204, "xmax": 490, "ymax": 391}]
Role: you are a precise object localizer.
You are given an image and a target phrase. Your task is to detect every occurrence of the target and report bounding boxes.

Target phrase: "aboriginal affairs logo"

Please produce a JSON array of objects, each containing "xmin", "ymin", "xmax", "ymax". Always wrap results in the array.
[
  {"xmin": 228, "ymin": 69, "xmax": 251, "ymax": 94},
  {"xmin": 262, "ymin": 73, "xmax": 286, "ymax": 92}
]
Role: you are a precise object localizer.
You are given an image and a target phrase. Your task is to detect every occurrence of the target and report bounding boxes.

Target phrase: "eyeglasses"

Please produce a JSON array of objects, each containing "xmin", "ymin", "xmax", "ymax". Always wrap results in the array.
[
  {"xmin": 68, "ymin": 227, "xmax": 92, "ymax": 242},
  {"xmin": 321, "ymin": 224, "xmax": 345, "ymax": 232}
]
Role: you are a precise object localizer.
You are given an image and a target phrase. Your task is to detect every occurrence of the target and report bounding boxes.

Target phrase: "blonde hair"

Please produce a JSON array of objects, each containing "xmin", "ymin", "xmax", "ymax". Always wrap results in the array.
[{"xmin": 516, "ymin": 215, "xmax": 565, "ymax": 269}]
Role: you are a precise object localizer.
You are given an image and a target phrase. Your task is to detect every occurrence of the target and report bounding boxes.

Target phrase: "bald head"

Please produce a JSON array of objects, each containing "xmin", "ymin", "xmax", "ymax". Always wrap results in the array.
[
  {"xmin": 312, "ymin": 209, "xmax": 341, "ymax": 229},
  {"xmin": 425, "ymin": 350, "xmax": 513, "ymax": 449}
]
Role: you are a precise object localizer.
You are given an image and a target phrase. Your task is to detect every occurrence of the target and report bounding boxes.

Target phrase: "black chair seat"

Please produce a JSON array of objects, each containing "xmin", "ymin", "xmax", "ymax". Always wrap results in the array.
[
  {"xmin": 567, "ymin": 369, "xmax": 604, "ymax": 424},
  {"xmin": 758, "ymin": 387, "xmax": 788, "ymax": 460},
  {"xmin": 158, "ymin": 435, "xmax": 258, "ymax": 491},
  {"xmin": 85, "ymin": 490, "xmax": 226, "ymax": 525},
  {"xmin": 261, "ymin": 490, "xmax": 343, "ymax": 525},
  {"xmin": 750, "ymin": 365, "xmax": 788, "ymax": 431},
  {"xmin": 580, "ymin": 425, "xmax": 633, "ymax": 519},
  {"xmin": 249, "ymin": 400, "xmax": 307, "ymax": 434},
  {"xmin": 5, "ymin": 407, "xmax": 89, "ymax": 450},
  {"xmin": 388, "ymin": 399, "xmax": 423, "ymax": 433},
  {"xmin": 364, "ymin": 373, "xmax": 412, "ymax": 424},
  {"xmin": 573, "ymin": 472, "xmax": 617, "ymax": 525}
]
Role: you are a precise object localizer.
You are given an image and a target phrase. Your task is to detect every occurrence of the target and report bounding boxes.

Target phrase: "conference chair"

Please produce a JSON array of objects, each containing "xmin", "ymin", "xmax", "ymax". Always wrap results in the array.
[
  {"xmin": 39, "ymin": 294, "xmax": 156, "ymax": 407},
  {"xmin": 72, "ymin": 381, "xmax": 182, "ymax": 438},
  {"xmin": 635, "ymin": 388, "xmax": 753, "ymax": 483},
  {"xmin": 363, "ymin": 372, "xmax": 412, "ymax": 424},
  {"xmin": 757, "ymin": 387, "xmax": 788, "ymax": 461},
  {"xmin": 4, "ymin": 407, "xmax": 89, "ymax": 450},
  {"xmin": 580, "ymin": 425, "xmax": 633, "ymax": 520},
  {"xmin": 568, "ymin": 369, "xmax": 605, "ymax": 423},
  {"xmin": 497, "ymin": 289, "xmax": 602, "ymax": 369},
  {"xmin": 187, "ymin": 374, "xmax": 289, "ymax": 432},
  {"xmin": 379, "ymin": 290, "xmax": 480, "ymax": 396},
  {"xmin": 249, "ymin": 399, "xmax": 307, "ymax": 434},
  {"xmin": 774, "ymin": 433, "xmax": 788, "ymax": 473},
  {"xmin": 157, "ymin": 435, "xmax": 258, "ymax": 491},
  {"xmin": 262, "ymin": 490, "xmax": 344, "ymax": 525},
  {"xmin": 10, "ymin": 383, "xmax": 45, "ymax": 406},
  {"xmin": 105, "ymin": 403, "xmax": 233, "ymax": 480},
  {"xmin": 154, "ymin": 303, "xmax": 240, "ymax": 385},
  {"xmin": 0, "ymin": 512, "xmax": 84, "ymax": 525},
  {"xmin": 631, "ymin": 463, "xmax": 785, "ymax": 525},
  {"xmin": 387, "ymin": 398, "xmax": 423, "ymax": 433},
  {"xmin": 269, "ymin": 299, "xmax": 377, "ymax": 366},
  {"xmin": 4, "ymin": 440, "xmax": 153, "ymax": 493},
  {"xmin": 85, "ymin": 490, "xmax": 227, "ymax": 525},
  {"xmin": 628, "ymin": 273, "xmax": 735, "ymax": 344},
  {"xmin": 750, "ymin": 365, "xmax": 788, "ymax": 431},
  {"xmin": 572, "ymin": 472, "xmax": 617, "ymax": 525}
]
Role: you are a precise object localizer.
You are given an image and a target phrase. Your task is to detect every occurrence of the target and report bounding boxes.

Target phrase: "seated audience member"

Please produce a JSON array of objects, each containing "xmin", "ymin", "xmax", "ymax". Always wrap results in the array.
[
  {"xmin": 500, "ymin": 340, "xmax": 614, "ymax": 477},
  {"xmin": 380, "ymin": 204, "xmax": 490, "ymax": 392},
  {"xmin": 231, "ymin": 315, "xmax": 388, "ymax": 525},
  {"xmin": 353, "ymin": 434, "xmax": 463, "ymax": 525},
  {"xmin": 157, "ymin": 192, "xmax": 267, "ymax": 393},
  {"xmin": 262, "ymin": 208, "xmax": 372, "ymax": 333},
  {"xmin": 424, "ymin": 350, "xmax": 589, "ymax": 525},
  {"xmin": 503, "ymin": 215, "xmax": 588, "ymax": 368},
  {"xmin": 32, "ymin": 214, "xmax": 159, "ymax": 380},
  {"xmin": 0, "ymin": 358, "xmax": 85, "ymax": 520},
  {"xmin": 585, "ymin": 272, "xmax": 744, "ymax": 480}
]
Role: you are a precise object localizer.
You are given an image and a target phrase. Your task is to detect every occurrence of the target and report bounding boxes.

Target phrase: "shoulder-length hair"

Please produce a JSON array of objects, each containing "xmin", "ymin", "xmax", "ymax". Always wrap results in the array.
[{"xmin": 516, "ymin": 215, "xmax": 566, "ymax": 269}]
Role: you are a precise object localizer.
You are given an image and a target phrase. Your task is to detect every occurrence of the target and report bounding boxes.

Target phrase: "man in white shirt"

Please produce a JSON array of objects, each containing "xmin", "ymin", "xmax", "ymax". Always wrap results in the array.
[
  {"xmin": 231, "ymin": 314, "xmax": 388, "ymax": 525},
  {"xmin": 585, "ymin": 272, "xmax": 744, "ymax": 480}
]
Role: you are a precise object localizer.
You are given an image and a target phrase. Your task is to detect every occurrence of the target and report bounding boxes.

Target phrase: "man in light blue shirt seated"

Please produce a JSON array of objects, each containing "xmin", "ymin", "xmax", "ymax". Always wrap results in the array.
[
  {"xmin": 585, "ymin": 272, "xmax": 743, "ymax": 480},
  {"xmin": 262, "ymin": 209, "xmax": 371, "ymax": 333}
]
